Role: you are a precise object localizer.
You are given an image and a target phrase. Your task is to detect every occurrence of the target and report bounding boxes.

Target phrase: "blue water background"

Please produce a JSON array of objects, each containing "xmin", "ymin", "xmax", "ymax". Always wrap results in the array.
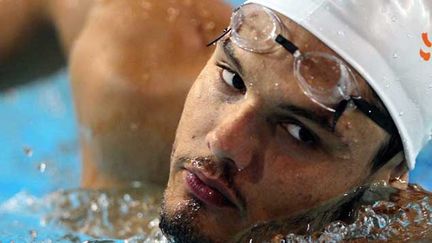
[{"xmin": 0, "ymin": 0, "xmax": 430, "ymax": 240}]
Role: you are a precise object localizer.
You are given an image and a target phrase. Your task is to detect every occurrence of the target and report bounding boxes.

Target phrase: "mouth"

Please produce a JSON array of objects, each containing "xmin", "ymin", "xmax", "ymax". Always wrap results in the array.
[{"xmin": 184, "ymin": 169, "xmax": 243, "ymax": 211}]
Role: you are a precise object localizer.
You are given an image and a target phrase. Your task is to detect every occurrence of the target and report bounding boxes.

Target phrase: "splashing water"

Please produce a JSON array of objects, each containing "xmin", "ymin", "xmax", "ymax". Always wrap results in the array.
[
  {"xmin": 0, "ymin": 184, "xmax": 167, "ymax": 242},
  {"xmin": 45, "ymin": 187, "xmax": 164, "ymax": 240},
  {"xmin": 23, "ymin": 146, "xmax": 33, "ymax": 157},
  {"xmin": 37, "ymin": 162, "xmax": 47, "ymax": 173},
  {"xmin": 1, "ymin": 183, "xmax": 431, "ymax": 242},
  {"xmin": 240, "ymin": 184, "xmax": 432, "ymax": 242}
]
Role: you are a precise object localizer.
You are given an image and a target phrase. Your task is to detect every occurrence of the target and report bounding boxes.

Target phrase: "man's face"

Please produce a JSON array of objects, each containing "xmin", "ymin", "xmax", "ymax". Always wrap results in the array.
[{"xmin": 160, "ymin": 15, "xmax": 391, "ymax": 242}]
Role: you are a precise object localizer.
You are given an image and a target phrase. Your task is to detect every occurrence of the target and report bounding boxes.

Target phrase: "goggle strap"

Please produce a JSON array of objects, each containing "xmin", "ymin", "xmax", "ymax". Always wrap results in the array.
[
  {"xmin": 275, "ymin": 34, "xmax": 299, "ymax": 55},
  {"xmin": 332, "ymin": 98, "xmax": 396, "ymax": 135},
  {"xmin": 206, "ymin": 28, "xmax": 232, "ymax": 47},
  {"xmin": 352, "ymin": 98, "xmax": 396, "ymax": 134},
  {"xmin": 332, "ymin": 99, "xmax": 350, "ymax": 132}
]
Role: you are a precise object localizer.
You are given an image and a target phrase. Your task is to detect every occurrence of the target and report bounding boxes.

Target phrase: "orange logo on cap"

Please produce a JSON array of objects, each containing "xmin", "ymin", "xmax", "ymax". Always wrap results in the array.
[{"xmin": 420, "ymin": 32, "xmax": 431, "ymax": 61}]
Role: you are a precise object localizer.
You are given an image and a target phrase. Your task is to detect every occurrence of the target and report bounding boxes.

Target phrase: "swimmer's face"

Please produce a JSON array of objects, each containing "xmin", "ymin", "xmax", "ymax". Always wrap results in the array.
[{"xmin": 161, "ymin": 16, "xmax": 399, "ymax": 242}]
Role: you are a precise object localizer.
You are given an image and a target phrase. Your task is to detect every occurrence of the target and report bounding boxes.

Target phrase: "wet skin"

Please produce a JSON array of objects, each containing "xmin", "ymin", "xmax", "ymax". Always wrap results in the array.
[
  {"xmin": 161, "ymin": 14, "xmax": 408, "ymax": 242},
  {"xmin": 0, "ymin": 0, "xmax": 231, "ymax": 189},
  {"xmin": 68, "ymin": 0, "xmax": 230, "ymax": 188}
]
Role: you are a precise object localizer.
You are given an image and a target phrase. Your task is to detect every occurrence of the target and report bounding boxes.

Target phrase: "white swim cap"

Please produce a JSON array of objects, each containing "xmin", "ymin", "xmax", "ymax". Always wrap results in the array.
[{"xmin": 245, "ymin": 0, "xmax": 432, "ymax": 170}]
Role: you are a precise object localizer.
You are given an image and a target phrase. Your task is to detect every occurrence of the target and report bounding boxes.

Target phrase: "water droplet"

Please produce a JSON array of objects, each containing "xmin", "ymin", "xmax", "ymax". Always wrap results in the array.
[
  {"xmin": 199, "ymin": 9, "xmax": 211, "ymax": 18},
  {"xmin": 385, "ymin": 84, "xmax": 390, "ymax": 88},
  {"xmin": 191, "ymin": 158, "xmax": 204, "ymax": 168},
  {"xmin": 392, "ymin": 52, "xmax": 399, "ymax": 59},
  {"xmin": 37, "ymin": 162, "xmax": 47, "ymax": 173},
  {"xmin": 141, "ymin": 73, "xmax": 151, "ymax": 82},
  {"xmin": 130, "ymin": 122, "xmax": 139, "ymax": 131},
  {"xmin": 337, "ymin": 30, "xmax": 345, "ymax": 37},
  {"xmin": 23, "ymin": 146, "xmax": 33, "ymax": 157},
  {"xmin": 428, "ymin": 84, "xmax": 432, "ymax": 89},
  {"xmin": 399, "ymin": 111, "xmax": 404, "ymax": 116},
  {"xmin": 204, "ymin": 21, "xmax": 215, "ymax": 31},
  {"xmin": 91, "ymin": 202, "xmax": 99, "ymax": 211},
  {"xmin": 407, "ymin": 33, "xmax": 414, "ymax": 39},
  {"xmin": 148, "ymin": 218, "xmax": 159, "ymax": 228},
  {"xmin": 274, "ymin": 83, "xmax": 279, "ymax": 87},
  {"xmin": 140, "ymin": 1, "xmax": 152, "ymax": 10},
  {"xmin": 29, "ymin": 230, "xmax": 37, "ymax": 240},
  {"xmin": 391, "ymin": 16, "xmax": 397, "ymax": 22},
  {"xmin": 131, "ymin": 181, "xmax": 142, "ymax": 188},
  {"xmin": 167, "ymin": 7, "xmax": 180, "ymax": 22}
]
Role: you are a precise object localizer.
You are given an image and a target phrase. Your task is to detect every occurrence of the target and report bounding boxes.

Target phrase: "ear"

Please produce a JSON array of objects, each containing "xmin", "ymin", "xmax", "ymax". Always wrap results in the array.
[
  {"xmin": 388, "ymin": 160, "xmax": 409, "ymax": 190},
  {"xmin": 369, "ymin": 152, "xmax": 409, "ymax": 190}
]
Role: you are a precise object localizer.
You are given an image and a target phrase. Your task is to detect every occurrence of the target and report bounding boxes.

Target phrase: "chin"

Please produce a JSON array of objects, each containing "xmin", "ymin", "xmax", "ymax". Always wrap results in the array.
[
  {"xmin": 160, "ymin": 184, "xmax": 239, "ymax": 243},
  {"xmin": 160, "ymin": 194, "xmax": 215, "ymax": 242}
]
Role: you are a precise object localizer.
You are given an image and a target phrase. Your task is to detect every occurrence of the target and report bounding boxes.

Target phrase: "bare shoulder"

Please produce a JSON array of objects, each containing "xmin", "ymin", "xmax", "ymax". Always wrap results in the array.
[
  {"xmin": 0, "ymin": 0, "xmax": 45, "ymax": 62},
  {"xmin": 68, "ymin": 0, "xmax": 231, "ymax": 188},
  {"xmin": 47, "ymin": 0, "xmax": 96, "ymax": 52},
  {"xmin": 70, "ymin": 0, "xmax": 231, "ymax": 75}
]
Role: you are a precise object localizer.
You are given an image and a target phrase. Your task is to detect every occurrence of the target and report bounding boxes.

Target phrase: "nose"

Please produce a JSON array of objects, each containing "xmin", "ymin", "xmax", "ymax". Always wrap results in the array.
[{"xmin": 205, "ymin": 104, "xmax": 260, "ymax": 171}]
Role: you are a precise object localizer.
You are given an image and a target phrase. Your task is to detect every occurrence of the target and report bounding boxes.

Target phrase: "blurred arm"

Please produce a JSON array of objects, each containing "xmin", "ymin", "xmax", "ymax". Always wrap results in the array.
[{"xmin": 0, "ymin": 0, "xmax": 46, "ymax": 62}]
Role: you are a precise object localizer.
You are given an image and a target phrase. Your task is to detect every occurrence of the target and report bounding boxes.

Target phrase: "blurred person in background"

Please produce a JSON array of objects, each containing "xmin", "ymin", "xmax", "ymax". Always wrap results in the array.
[{"xmin": 0, "ymin": 0, "xmax": 231, "ymax": 189}]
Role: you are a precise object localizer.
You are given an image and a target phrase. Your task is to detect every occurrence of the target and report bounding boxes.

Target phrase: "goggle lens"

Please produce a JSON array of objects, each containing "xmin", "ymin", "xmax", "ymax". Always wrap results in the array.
[
  {"xmin": 231, "ymin": 4, "xmax": 281, "ymax": 53},
  {"xmin": 295, "ymin": 53, "xmax": 360, "ymax": 110}
]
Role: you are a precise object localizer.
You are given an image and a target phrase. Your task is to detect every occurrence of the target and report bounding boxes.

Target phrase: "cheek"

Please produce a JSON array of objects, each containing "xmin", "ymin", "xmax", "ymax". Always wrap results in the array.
[
  {"xmin": 244, "ymin": 151, "xmax": 369, "ymax": 221},
  {"xmin": 173, "ymin": 68, "xmax": 221, "ymax": 148}
]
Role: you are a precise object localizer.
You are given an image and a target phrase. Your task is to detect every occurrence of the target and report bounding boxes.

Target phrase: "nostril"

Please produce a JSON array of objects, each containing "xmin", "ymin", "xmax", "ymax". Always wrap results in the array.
[{"xmin": 220, "ymin": 157, "xmax": 238, "ymax": 184}]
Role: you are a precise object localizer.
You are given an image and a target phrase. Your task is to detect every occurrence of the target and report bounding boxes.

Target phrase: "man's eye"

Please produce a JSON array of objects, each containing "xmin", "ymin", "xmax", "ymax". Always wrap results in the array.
[
  {"xmin": 221, "ymin": 69, "xmax": 246, "ymax": 91},
  {"xmin": 284, "ymin": 123, "xmax": 316, "ymax": 144}
]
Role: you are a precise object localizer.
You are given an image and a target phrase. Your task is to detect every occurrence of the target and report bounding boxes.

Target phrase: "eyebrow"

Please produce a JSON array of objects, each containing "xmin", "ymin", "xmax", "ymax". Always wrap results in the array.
[
  {"xmin": 221, "ymin": 38, "xmax": 244, "ymax": 75},
  {"xmin": 278, "ymin": 104, "xmax": 333, "ymax": 132}
]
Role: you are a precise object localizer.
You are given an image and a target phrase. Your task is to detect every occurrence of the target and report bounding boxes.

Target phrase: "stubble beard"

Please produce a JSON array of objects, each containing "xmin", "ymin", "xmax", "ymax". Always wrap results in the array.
[{"xmin": 159, "ymin": 193, "xmax": 215, "ymax": 243}]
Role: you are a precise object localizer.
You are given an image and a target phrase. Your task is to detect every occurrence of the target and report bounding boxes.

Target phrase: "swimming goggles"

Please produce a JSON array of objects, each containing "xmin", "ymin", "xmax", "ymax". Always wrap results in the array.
[{"xmin": 208, "ymin": 3, "xmax": 396, "ymax": 134}]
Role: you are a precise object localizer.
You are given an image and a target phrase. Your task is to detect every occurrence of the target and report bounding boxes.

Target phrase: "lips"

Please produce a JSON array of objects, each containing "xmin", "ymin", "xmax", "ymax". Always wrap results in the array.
[
  {"xmin": 186, "ymin": 171, "xmax": 231, "ymax": 207},
  {"xmin": 184, "ymin": 168, "xmax": 243, "ymax": 210}
]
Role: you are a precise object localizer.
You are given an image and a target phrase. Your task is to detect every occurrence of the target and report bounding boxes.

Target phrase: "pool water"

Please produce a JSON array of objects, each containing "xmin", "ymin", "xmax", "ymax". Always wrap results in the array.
[{"xmin": 0, "ymin": 0, "xmax": 431, "ymax": 241}]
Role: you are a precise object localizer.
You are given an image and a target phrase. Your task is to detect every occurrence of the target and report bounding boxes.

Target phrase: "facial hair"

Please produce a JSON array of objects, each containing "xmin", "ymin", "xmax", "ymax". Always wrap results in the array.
[{"xmin": 159, "ymin": 190, "xmax": 216, "ymax": 243}]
